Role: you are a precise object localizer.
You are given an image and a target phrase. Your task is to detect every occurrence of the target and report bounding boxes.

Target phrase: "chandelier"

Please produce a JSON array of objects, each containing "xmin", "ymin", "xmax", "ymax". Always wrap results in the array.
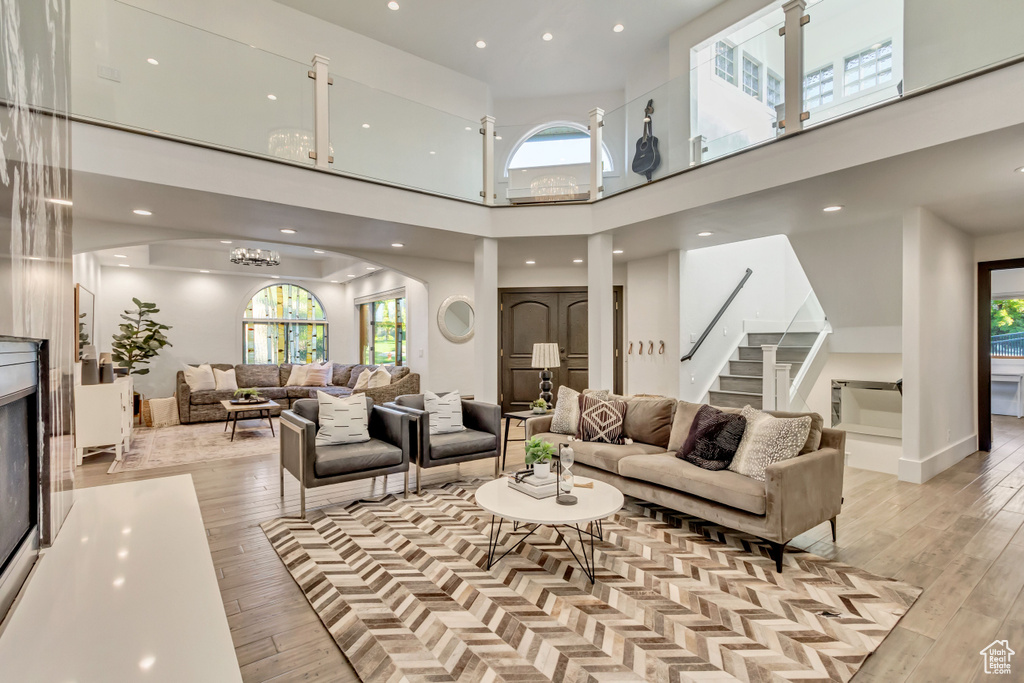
[{"xmin": 230, "ymin": 248, "xmax": 281, "ymax": 267}]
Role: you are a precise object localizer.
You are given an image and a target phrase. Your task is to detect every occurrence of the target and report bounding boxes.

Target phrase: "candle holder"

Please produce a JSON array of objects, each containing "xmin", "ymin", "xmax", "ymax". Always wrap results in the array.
[{"xmin": 556, "ymin": 444, "xmax": 577, "ymax": 506}]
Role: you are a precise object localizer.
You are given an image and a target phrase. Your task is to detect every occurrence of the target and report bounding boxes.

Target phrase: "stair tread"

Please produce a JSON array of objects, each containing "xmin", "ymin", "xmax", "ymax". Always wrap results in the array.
[
  {"xmin": 709, "ymin": 389, "xmax": 763, "ymax": 397},
  {"xmin": 740, "ymin": 345, "xmax": 812, "ymax": 350},
  {"xmin": 719, "ymin": 374, "xmax": 765, "ymax": 380}
]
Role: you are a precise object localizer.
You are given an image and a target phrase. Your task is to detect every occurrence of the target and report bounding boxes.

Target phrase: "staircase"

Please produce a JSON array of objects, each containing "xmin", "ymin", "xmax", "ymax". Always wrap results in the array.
[{"xmin": 708, "ymin": 332, "xmax": 818, "ymax": 409}]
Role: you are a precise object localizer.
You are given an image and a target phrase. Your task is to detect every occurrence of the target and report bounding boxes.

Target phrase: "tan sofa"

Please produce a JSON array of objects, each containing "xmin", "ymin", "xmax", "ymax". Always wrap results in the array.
[
  {"xmin": 175, "ymin": 362, "xmax": 420, "ymax": 424},
  {"xmin": 526, "ymin": 398, "xmax": 845, "ymax": 572}
]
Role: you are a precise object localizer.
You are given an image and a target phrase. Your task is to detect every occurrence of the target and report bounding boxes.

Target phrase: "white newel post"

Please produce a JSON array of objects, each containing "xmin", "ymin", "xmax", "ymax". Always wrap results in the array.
[
  {"xmin": 481, "ymin": 115, "xmax": 495, "ymax": 205},
  {"xmin": 775, "ymin": 364, "xmax": 791, "ymax": 411},
  {"xmin": 780, "ymin": 0, "xmax": 807, "ymax": 135},
  {"xmin": 690, "ymin": 135, "xmax": 706, "ymax": 166},
  {"xmin": 761, "ymin": 345, "xmax": 778, "ymax": 411},
  {"xmin": 589, "ymin": 108, "xmax": 604, "ymax": 201},
  {"xmin": 310, "ymin": 54, "xmax": 331, "ymax": 168}
]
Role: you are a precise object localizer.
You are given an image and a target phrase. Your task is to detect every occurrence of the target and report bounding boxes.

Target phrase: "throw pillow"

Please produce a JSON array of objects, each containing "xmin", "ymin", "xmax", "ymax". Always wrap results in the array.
[
  {"xmin": 315, "ymin": 391, "xmax": 370, "ymax": 446},
  {"xmin": 728, "ymin": 405, "xmax": 812, "ymax": 482},
  {"xmin": 347, "ymin": 365, "xmax": 373, "ymax": 389},
  {"xmin": 285, "ymin": 364, "xmax": 309, "ymax": 386},
  {"xmin": 677, "ymin": 405, "xmax": 747, "ymax": 470},
  {"xmin": 551, "ymin": 387, "xmax": 609, "ymax": 435},
  {"xmin": 183, "ymin": 364, "xmax": 216, "ymax": 392},
  {"xmin": 576, "ymin": 394, "xmax": 628, "ymax": 444},
  {"xmin": 368, "ymin": 366, "xmax": 392, "ymax": 388},
  {"xmin": 352, "ymin": 368, "xmax": 373, "ymax": 391},
  {"xmin": 424, "ymin": 390, "xmax": 464, "ymax": 435},
  {"xmin": 302, "ymin": 362, "xmax": 333, "ymax": 387},
  {"xmin": 213, "ymin": 367, "xmax": 238, "ymax": 391}
]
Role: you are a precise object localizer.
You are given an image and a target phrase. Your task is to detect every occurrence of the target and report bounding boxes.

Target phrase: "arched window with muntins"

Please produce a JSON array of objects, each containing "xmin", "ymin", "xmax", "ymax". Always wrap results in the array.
[{"xmin": 243, "ymin": 284, "xmax": 328, "ymax": 364}]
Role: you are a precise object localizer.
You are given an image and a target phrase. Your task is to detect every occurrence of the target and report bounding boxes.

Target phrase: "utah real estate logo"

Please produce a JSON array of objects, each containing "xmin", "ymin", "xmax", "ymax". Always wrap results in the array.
[{"xmin": 980, "ymin": 640, "xmax": 1015, "ymax": 675}]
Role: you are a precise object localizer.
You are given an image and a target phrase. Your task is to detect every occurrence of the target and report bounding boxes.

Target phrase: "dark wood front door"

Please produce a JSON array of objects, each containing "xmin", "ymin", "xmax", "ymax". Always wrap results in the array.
[{"xmin": 499, "ymin": 287, "xmax": 622, "ymax": 413}]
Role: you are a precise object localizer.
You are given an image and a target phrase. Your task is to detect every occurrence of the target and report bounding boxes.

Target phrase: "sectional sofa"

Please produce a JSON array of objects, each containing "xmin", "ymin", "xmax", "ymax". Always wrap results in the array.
[
  {"xmin": 175, "ymin": 363, "xmax": 419, "ymax": 424},
  {"xmin": 526, "ymin": 397, "xmax": 845, "ymax": 572}
]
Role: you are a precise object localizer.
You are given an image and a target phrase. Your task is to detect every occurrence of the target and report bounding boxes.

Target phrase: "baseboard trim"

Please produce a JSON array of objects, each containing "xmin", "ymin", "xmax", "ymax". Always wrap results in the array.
[{"xmin": 898, "ymin": 433, "xmax": 977, "ymax": 483}]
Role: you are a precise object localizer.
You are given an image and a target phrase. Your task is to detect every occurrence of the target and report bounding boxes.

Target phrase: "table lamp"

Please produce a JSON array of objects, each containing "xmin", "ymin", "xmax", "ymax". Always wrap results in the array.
[{"xmin": 531, "ymin": 342, "xmax": 560, "ymax": 408}]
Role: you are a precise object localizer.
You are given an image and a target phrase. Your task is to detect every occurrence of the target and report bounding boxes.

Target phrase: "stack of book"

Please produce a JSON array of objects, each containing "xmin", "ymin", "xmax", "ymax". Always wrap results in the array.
[{"xmin": 508, "ymin": 472, "xmax": 557, "ymax": 499}]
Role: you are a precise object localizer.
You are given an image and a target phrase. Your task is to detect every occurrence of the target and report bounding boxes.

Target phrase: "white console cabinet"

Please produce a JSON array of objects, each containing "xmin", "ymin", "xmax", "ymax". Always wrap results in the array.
[{"xmin": 74, "ymin": 376, "xmax": 133, "ymax": 465}]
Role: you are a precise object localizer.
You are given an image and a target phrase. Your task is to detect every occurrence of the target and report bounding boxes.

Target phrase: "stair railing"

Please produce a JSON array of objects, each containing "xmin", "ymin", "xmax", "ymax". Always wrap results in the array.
[{"xmin": 680, "ymin": 268, "xmax": 753, "ymax": 363}]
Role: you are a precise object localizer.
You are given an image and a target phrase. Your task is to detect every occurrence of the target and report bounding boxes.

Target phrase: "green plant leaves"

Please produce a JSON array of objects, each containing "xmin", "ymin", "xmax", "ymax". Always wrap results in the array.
[{"xmin": 110, "ymin": 298, "xmax": 172, "ymax": 374}]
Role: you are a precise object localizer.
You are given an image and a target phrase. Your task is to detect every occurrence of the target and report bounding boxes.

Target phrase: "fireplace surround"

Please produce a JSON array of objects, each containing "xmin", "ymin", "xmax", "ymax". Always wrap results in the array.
[{"xmin": 0, "ymin": 338, "xmax": 46, "ymax": 620}]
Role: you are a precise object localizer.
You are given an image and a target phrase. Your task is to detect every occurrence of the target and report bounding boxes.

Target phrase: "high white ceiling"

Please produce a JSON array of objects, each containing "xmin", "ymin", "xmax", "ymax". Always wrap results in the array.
[{"xmin": 272, "ymin": 0, "xmax": 724, "ymax": 98}]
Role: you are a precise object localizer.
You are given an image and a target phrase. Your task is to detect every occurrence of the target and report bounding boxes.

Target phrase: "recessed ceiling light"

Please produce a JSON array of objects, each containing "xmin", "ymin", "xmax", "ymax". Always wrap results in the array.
[
  {"xmin": 118, "ymin": 264, "xmax": 130, "ymax": 268},
  {"xmin": 27, "ymin": 256, "xmax": 40, "ymax": 261},
  {"xmin": 429, "ymin": 151, "xmax": 436, "ymax": 155},
  {"xmin": 573, "ymin": 259, "xmax": 584, "ymax": 264},
  {"xmin": 392, "ymin": 243, "xmax": 404, "ymax": 248},
  {"xmin": 366, "ymin": 266, "xmax": 377, "ymax": 271},
  {"xmin": 1015, "ymin": 166, "xmax": 1024, "ymax": 174},
  {"xmin": 347, "ymin": 274, "xmax": 355, "ymax": 277},
  {"xmin": 139, "ymin": 656, "xmax": 155, "ymax": 671},
  {"xmin": 495, "ymin": 135, "xmax": 502, "ymax": 140},
  {"xmin": 698, "ymin": 231, "xmax": 713, "ymax": 237},
  {"xmin": 476, "ymin": 40, "xmax": 486, "ymax": 49},
  {"xmin": 330, "ymin": 280, "xmax": 338, "ymax": 283},
  {"xmin": 113, "ymin": 577, "xmax": 125, "ymax": 588},
  {"xmin": 118, "ymin": 549, "xmax": 129, "ymax": 559},
  {"xmin": 613, "ymin": 24, "xmax": 624, "ymax": 33},
  {"xmin": 122, "ymin": 527, "xmax": 131, "ymax": 534},
  {"xmin": 280, "ymin": 228, "xmax": 296, "ymax": 234},
  {"xmin": 220, "ymin": 240, "xmax": 232, "ymax": 244},
  {"xmin": 542, "ymin": 32, "xmax": 553, "ymax": 41},
  {"xmin": 465, "ymin": 126, "xmax": 472, "ymax": 131},
  {"xmin": 823, "ymin": 205, "xmax": 844, "ymax": 212},
  {"xmin": 199, "ymin": 270, "xmax": 210, "ymax": 273},
  {"xmin": 613, "ymin": 249, "xmax": 623, "ymax": 254},
  {"xmin": 46, "ymin": 197, "xmax": 72, "ymax": 206},
  {"xmin": 313, "ymin": 249, "xmax": 325, "ymax": 254},
  {"xmin": 387, "ymin": 0, "xmax": 399, "ymax": 9},
  {"xmin": 147, "ymin": 57, "xmax": 159, "ymax": 65},
  {"xmin": 362, "ymin": 123, "xmax": 370, "ymax": 128},
  {"xmin": 133, "ymin": 209, "xmax": 152, "ymax": 216},
  {"xmin": 270, "ymin": 275, "xmax": 280, "ymax": 279},
  {"xmin": 114, "ymin": 254, "xmax": 127, "ymax": 258},
  {"xmin": 525, "ymin": 260, "xmax": 536, "ymax": 265},
  {"xmin": 267, "ymin": 94, "xmax": 277, "ymax": 101}
]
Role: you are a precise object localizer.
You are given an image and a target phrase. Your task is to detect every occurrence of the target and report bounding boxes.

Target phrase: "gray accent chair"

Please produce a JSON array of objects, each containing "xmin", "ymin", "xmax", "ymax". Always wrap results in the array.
[
  {"xmin": 386, "ymin": 393, "xmax": 501, "ymax": 493},
  {"xmin": 279, "ymin": 397, "xmax": 413, "ymax": 518}
]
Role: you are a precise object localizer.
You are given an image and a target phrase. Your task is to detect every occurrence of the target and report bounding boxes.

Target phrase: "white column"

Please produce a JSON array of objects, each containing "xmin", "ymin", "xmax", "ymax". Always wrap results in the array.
[
  {"xmin": 689, "ymin": 135, "xmax": 706, "ymax": 166},
  {"xmin": 761, "ymin": 345, "xmax": 778, "ymax": 410},
  {"xmin": 481, "ymin": 115, "xmax": 495, "ymax": 206},
  {"xmin": 589, "ymin": 108, "xmax": 604, "ymax": 201},
  {"xmin": 588, "ymin": 233, "xmax": 614, "ymax": 391},
  {"xmin": 473, "ymin": 238, "xmax": 499, "ymax": 403},
  {"xmin": 311, "ymin": 54, "xmax": 331, "ymax": 168},
  {"xmin": 781, "ymin": 0, "xmax": 807, "ymax": 135}
]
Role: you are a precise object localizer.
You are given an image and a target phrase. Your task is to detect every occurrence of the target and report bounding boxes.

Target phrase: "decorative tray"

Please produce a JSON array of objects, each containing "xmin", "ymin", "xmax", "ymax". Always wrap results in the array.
[{"xmin": 229, "ymin": 398, "xmax": 267, "ymax": 405}]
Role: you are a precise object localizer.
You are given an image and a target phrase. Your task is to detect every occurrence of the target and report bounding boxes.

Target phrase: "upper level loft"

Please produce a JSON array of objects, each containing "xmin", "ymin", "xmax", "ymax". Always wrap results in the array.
[{"xmin": 27, "ymin": 0, "xmax": 1024, "ymax": 220}]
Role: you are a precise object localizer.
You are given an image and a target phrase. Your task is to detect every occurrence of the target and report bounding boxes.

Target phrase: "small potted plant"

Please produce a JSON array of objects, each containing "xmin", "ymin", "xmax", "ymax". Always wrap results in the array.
[
  {"xmin": 233, "ymin": 388, "xmax": 263, "ymax": 404},
  {"xmin": 524, "ymin": 436, "xmax": 556, "ymax": 480},
  {"xmin": 530, "ymin": 398, "xmax": 548, "ymax": 414}
]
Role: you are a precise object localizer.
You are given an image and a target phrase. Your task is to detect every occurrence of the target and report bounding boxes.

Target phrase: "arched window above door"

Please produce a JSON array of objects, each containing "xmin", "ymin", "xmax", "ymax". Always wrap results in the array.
[{"xmin": 243, "ymin": 284, "xmax": 328, "ymax": 364}]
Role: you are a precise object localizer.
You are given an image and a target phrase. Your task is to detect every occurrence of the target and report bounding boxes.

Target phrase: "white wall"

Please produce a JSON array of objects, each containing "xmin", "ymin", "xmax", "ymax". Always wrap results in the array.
[
  {"xmin": 901, "ymin": 207, "xmax": 976, "ymax": 483},
  {"xmin": 625, "ymin": 253, "xmax": 681, "ymax": 397},
  {"xmin": 678, "ymin": 234, "xmax": 812, "ymax": 402},
  {"xmin": 95, "ymin": 267, "xmax": 352, "ymax": 397},
  {"xmin": 904, "ymin": 0, "xmax": 1024, "ymax": 92}
]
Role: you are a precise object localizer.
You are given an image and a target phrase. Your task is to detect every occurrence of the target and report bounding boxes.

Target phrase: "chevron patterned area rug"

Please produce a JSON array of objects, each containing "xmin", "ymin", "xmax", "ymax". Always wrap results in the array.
[{"xmin": 261, "ymin": 481, "xmax": 921, "ymax": 683}]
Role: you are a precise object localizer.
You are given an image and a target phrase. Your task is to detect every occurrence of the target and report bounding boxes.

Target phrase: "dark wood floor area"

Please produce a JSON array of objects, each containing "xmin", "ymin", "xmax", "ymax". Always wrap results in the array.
[{"xmin": 75, "ymin": 416, "xmax": 1024, "ymax": 682}]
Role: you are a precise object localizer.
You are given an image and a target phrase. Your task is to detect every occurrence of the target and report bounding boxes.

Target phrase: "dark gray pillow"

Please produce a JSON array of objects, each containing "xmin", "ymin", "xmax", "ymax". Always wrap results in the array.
[{"xmin": 677, "ymin": 405, "xmax": 747, "ymax": 470}]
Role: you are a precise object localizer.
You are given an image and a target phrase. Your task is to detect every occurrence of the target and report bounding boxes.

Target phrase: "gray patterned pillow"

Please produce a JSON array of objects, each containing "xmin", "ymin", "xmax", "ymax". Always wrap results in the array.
[
  {"xmin": 551, "ymin": 386, "xmax": 609, "ymax": 435},
  {"xmin": 728, "ymin": 405, "xmax": 812, "ymax": 482}
]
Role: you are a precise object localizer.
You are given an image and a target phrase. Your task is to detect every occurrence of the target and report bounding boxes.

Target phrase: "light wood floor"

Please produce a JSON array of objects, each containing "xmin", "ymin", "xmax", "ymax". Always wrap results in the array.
[{"xmin": 74, "ymin": 416, "xmax": 1024, "ymax": 682}]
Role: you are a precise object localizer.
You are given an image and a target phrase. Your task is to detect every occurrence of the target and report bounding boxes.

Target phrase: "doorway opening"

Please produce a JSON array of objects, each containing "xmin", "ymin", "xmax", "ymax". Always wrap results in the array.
[{"xmin": 978, "ymin": 260, "xmax": 1024, "ymax": 451}]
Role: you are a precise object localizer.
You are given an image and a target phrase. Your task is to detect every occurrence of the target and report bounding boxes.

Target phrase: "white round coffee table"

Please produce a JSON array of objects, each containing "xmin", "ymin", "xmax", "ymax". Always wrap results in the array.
[{"xmin": 474, "ymin": 476, "xmax": 624, "ymax": 582}]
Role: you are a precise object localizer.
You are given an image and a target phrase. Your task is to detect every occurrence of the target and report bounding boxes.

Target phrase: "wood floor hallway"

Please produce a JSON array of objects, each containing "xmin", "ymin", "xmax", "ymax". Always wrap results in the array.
[{"xmin": 74, "ymin": 416, "xmax": 1024, "ymax": 682}]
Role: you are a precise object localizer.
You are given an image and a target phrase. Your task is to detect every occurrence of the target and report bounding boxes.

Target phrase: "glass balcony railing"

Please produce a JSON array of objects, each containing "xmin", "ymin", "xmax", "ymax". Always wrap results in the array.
[{"xmin": 66, "ymin": 0, "xmax": 1024, "ymax": 207}]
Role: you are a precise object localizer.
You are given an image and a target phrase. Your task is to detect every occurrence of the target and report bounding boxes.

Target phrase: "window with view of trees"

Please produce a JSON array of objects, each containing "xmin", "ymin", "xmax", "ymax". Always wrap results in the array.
[
  {"xmin": 359, "ymin": 295, "xmax": 406, "ymax": 366},
  {"xmin": 992, "ymin": 299, "xmax": 1024, "ymax": 358},
  {"xmin": 243, "ymin": 284, "xmax": 327, "ymax": 364}
]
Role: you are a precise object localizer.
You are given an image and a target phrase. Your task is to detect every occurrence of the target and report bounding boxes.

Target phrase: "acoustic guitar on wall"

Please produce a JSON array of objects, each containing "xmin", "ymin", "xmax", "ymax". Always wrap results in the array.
[{"xmin": 631, "ymin": 99, "xmax": 661, "ymax": 182}]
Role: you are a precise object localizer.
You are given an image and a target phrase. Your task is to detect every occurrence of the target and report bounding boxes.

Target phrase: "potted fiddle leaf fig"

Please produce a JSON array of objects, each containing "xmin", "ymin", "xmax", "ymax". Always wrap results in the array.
[
  {"xmin": 111, "ymin": 298, "xmax": 172, "ymax": 376},
  {"xmin": 524, "ymin": 436, "xmax": 556, "ymax": 480}
]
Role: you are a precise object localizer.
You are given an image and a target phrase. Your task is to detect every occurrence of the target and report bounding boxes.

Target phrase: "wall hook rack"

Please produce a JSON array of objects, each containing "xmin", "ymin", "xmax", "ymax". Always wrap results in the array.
[
  {"xmin": 648, "ymin": 340, "xmax": 654, "ymax": 355},
  {"xmin": 637, "ymin": 339, "xmax": 644, "ymax": 355}
]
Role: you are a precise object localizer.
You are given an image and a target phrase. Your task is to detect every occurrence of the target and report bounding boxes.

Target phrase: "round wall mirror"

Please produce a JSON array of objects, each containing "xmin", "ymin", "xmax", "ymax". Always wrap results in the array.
[{"xmin": 438, "ymin": 295, "xmax": 475, "ymax": 343}]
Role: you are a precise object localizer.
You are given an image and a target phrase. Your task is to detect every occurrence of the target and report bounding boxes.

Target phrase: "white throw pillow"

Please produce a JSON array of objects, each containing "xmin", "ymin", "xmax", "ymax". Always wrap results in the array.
[
  {"xmin": 424, "ymin": 390, "xmax": 464, "ymax": 435},
  {"xmin": 353, "ymin": 368, "xmax": 373, "ymax": 391},
  {"xmin": 315, "ymin": 391, "xmax": 370, "ymax": 446},
  {"xmin": 285, "ymin": 364, "xmax": 309, "ymax": 386},
  {"xmin": 302, "ymin": 362, "xmax": 333, "ymax": 387},
  {"xmin": 728, "ymin": 405, "xmax": 812, "ymax": 482},
  {"xmin": 183, "ymin": 364, "xmax": 216, "ymax": 392},
  {"xmin": 214, "ymin": 367, "xmax": 238, "ymax": 391},
  {"xmin": 368, "ymin": 366, "xmax": 392, "ymax": 388}
]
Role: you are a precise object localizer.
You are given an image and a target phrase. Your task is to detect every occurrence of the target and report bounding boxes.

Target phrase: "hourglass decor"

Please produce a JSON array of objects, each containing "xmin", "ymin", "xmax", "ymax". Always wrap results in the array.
[{"xmin": 556, "ymin": 444, "xmax": 577, "ymax": 506}]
